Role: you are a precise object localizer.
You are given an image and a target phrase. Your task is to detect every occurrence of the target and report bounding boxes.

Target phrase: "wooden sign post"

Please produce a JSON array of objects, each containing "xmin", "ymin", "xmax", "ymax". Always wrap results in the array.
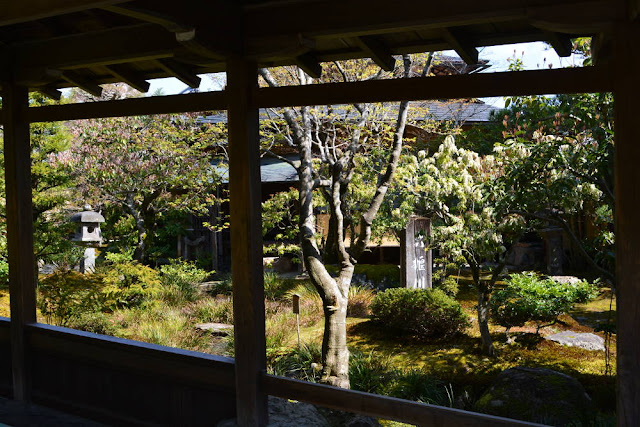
[{"xmin": 292, "ymin": 294, "xmax": 301, "ymax": 349}]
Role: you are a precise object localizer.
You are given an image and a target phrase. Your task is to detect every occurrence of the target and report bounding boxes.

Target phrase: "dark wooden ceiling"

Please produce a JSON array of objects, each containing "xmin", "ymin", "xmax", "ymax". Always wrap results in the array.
[{"xmin": 0, "ymin": 0, "xmax": 623, "ymax": 98}]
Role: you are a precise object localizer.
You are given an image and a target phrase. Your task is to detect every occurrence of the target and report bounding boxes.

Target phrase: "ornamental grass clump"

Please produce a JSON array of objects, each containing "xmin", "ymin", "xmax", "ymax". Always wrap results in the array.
[
  {"xmin": 370, "ymin": 288, "xmax": 469, "ymax": 340},
  {"xmin": 490, "ymin": 272, "xmax": 598, "ymax": 340}
]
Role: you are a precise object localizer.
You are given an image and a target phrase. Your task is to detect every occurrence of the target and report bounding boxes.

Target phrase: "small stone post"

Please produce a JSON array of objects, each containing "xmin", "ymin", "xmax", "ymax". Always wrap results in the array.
[{"xmin": 401, "ymin": 216, "xmax": 432, "ymax": 289}]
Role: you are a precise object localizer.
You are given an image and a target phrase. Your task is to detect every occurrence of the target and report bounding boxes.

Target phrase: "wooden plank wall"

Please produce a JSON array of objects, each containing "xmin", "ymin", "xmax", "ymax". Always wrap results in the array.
[{"xmin": 28, "ymin": 324, "xmax": 236, "ymax": 426}]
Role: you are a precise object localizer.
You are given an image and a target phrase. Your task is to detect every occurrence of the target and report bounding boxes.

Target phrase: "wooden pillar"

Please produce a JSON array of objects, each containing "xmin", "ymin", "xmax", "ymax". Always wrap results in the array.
[
  {"xmin": 1, "ymin": 82, "xmax": 37, "ymax": 401},
  {"xmin": 227, "ymin": 58, "xmax": 268, "ymax": 426},
  {"xmin": 614, "ymin": 21, "xmax": 640, "ymax": 427}
]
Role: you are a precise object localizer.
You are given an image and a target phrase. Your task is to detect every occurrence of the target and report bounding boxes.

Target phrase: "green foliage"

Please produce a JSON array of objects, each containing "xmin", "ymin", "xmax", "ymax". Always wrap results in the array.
[
  {"xmin": 263, "ymin": 272, "xmax": 298, "ymax": 300},
  {"xmin": 68, "ymin": 112, "xmax": 227, "ymax": 262},
  {"xmin": 69, "ymin": 311, "xmax": 118, "ymax": 336},
  {"xmin": 38, "ymin": 270, "xmax": 105, "ymax": 326},
  {"xmin": 490, "ymin": 272, "xmax": 598, "ymax": 333},
  {"xmin": 189, "ymin": 297, "xmax": 234, "ymax": 324},
  {"xmin": 435, "ymin": 276, "xmax": 460, "ymax": 298},
  {"xmin": 370, "ymin": 288, "xmax": 469, "ymax": 339},
  {"xmin": 268, "ymin": 343, "xmax": 323, "ymax": 382},
  {"xmin": 347, "ymin": 285, "xmax": 376, "ymax": 317},
  {"xmin": 0, "ymin": 260, "xmax": 8, "ymax": 288},
  {"xmin": 98, "ymin": 254, "xmax": 162, "ymax": 309},
  {"xmin": 349, "ymin": 350, "xmax": 452, "ymax": 406},
  {"xmin": 159, "ymin": 259, "xmax": 209, "ymax": 304}
]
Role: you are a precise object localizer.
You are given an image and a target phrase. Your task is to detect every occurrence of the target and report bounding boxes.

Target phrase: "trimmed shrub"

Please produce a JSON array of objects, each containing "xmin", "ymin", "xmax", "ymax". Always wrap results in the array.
[
  {"xmin": 159, "ymin": 259, "xmax": 209, "ymax": 304},
  {"xmin": 370, "ymin": 288, "xmax": 469, "ymax": 339},
  {"xmin": 490, "ymin": 272, "xmax": 599, "ymax": 335},
  {"xmin": 98, "ymin": 256, "xmax": 162, "ymax": 309},
  {"xmin": 435, "ymin": 276, "xmax": 459, "ymax": 298}
]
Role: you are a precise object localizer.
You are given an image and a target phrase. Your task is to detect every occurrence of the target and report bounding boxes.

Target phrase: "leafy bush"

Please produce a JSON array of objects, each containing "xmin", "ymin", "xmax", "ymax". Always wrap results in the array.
[
  {"xmin": 490, "ymin": 272, "xmax": 599, "ymax": 335},
  {"xmin": 159, "ymin": 259, "xmax": 209, "ymax": 304},
  {"xmin": 434, "ymin": 276, "xmax": 459, "ymax": 298},
  {"xmin": 38, "ymin": 270, "xmax": 106, "ymax": 326},
  {"xmin": 98, "ymin": 255, "xmax": 162, "ymax": 309},
  {"xmin": 69, "ymin": 311, "xmax": 118, "ymax": 336},
  {"xmin": 370, "ymin": 288, "xmax": 469, "ymax": 339}
]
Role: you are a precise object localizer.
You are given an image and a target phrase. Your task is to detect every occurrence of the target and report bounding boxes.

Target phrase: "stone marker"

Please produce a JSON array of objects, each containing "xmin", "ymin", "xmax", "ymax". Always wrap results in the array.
[
  {"xmin": 401, "ymin": 216, "xmax": 432, "ymax": 289},
  {"xmin": 545, "ymin": 331, "xmax": 605, "ymax": 351}
]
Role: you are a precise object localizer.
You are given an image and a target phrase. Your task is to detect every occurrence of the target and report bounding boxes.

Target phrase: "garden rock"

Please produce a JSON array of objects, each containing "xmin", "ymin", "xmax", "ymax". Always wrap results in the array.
[
  {"xmin": 545, "ymin": 331, "xmax": 605, "ymax": 351},
  {"xmin": 474, "ymin": 367, "xmax": 594, "ymax": 426},
  {"xmin": 195, "ymin": 322, "xmax": 233, "ymax": 336}
]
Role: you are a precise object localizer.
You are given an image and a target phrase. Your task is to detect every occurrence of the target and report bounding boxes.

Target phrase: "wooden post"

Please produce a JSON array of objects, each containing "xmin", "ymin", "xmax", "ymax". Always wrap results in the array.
[
  {"xmin": 1, "ymin": 82, "xmax": 37, "ymax": 401},
  {"xmin": 613, "ymin": 21, "xmax": 640, "ymax": 427},
  {"xmin": 227, "ymin": 57, "xmax": 268, "ymax": 426}
]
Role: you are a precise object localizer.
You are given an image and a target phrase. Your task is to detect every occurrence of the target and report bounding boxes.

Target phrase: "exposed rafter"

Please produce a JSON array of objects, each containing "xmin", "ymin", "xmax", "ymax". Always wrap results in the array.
[
  {"xmin": 442, "ymin": 28, "xmax": 478, "ymax": 65},
  {"xmin": 294, "ymin": 52, "xmax": 323, "ymax": 79},
  {"xmin": 104, "ymin": 64, "xmax": 151, "ymax": 93},
  {"xmin": 101, "ymin": 4, "xmax": 192, "ymax": 32},
  {"xmin": 545, "ymin": 31, "xmax": 573, "ymax": 57},
  {"xmin": 12, "ymin": 24, "xmax": 178, "ymax": 70},
  {"xmin": 356, "ymin": 36, "xmax": 396, "ymax": 71},
  {"xmin": 37, "ymin": 87, "xmax": 63, "ymax": 101},
  {"xmin": 62, "ymin": 71, "xmax": 103, "ymax": 97},
  {"xmin": 103, "ymin": 3, "xmax": 229, "ymax": 60},
  {"xmin": 155, "ymin": 59, "xmax": 201, "ymax": 88}
]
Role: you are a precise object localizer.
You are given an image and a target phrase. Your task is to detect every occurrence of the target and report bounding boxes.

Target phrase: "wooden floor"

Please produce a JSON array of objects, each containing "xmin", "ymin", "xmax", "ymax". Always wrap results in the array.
[{"xmin": 0, "ymin": 397, "xmax": 104, "ymax": 427}]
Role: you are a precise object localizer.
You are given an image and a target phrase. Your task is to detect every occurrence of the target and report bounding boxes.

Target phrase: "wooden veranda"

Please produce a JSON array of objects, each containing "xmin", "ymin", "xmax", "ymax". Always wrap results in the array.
[{"xmin": 0, "ymin": 1, "xmax": 637, "ymax": 425}]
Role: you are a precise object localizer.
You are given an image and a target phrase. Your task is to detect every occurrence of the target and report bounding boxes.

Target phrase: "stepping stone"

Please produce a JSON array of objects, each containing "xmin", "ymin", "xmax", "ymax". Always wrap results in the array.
[
  {"xmin": 196, "ymin": 323, "xmax": 234, "ymax": 336},
  {"xmin": 545, "ymin": 331, "xmax": 605, "ymax": 351}
]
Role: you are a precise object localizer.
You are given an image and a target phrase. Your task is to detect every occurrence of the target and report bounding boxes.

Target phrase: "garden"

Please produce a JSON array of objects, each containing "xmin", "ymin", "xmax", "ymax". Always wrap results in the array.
[{"xmin": 0, "ymin": 45, "xmax": 617, "ymax": 426}]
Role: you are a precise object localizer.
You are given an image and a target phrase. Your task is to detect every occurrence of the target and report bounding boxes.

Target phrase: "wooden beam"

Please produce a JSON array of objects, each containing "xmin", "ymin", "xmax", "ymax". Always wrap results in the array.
[
  {"xmin": 227, "ymin": 57, "xmax": 268, "ymax": 426},
  {"xmin": 102, "ymin": 4, "xmax": 228, "ymax": 60},
  {"xmin": 263, "ymin": 375, "xmax": 542, "ymax": 426},
  {"xmin": 62, "ymin": 71, "xmax": 103, "ymax": 98},
  {"xmin": 613, "ymin": 21, "xmax": 640, "ymax": 427},
  {"xmin": 442, "ymin": 28, "xmax": 479, "ymax": 65},
  {"xmin": 104, "ymin": 64, "xmax": 151, "ymax": 93},
  {"xmin": 101, "ymin": 4, "xmax": 192, "ymax": 32},
  {"xmin": 26, "ymin": 90, "xmax": 227, "ymax": 123},
  {"xmin": 1, "ymin": 82, "xmax": 37, "ymax": 401},
  {"xmin": 294, "ymin": 52, "xmax": 323, "ymax": 79},
  {"xmin": 37, "ymin": 87, "xmax": 62, "ymax": 101},
  {"xmin": 12, "ymin": 24, "xmax": 178, "ymax": 71},
  {"xmin": 246, "ymin": 0, "xmax": 614, "ymax": 39},
  {"xmin": 0, "ymin": 0, "xmax": 128, "ymax": 26},
  {"xmin": 545, "ymin": 31, "xmax": 573, "ymax": 57},
  {"xmin": 155, "ymin": 59, "xmax": 201, "ymax": 88},
  {"xmin": 356, "ymin": 36, "xmax": 396, "ymax": 71},
  {"xmin": 254, "ymin": 66, "xmax": 613, "ymax": 108}
]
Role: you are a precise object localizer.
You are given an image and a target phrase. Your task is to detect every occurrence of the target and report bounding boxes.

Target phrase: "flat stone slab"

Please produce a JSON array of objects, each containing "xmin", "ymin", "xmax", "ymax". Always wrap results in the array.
[
  {"xmin": 196, "ymin": 323, "xmax": 234, "ymax": 336},
  {"xmin": 545, "ymin": 331, "xmax": 605, "ymax": 351}
]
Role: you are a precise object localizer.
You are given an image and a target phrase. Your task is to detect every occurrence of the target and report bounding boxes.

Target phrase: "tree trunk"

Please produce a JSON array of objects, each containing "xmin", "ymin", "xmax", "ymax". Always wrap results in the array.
[
  {"xmin": 320, "ymin": 286, "xmax": 350, "ymax": 388},
  {"xmin": 477, "ymin": 287, "xmax": 494, "ymax": 356}
]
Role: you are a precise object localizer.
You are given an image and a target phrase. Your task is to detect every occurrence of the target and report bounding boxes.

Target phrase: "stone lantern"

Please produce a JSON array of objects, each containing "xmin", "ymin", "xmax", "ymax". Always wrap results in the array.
[{"xmin": 70, "ymin": 204, "xmax": 105, "ymax": 272}]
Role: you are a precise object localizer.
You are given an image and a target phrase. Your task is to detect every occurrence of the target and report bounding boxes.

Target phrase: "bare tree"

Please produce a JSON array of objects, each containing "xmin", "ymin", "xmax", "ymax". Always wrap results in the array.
[{"xmin": 259, "ymin": 56, "xmax": 413, "ymax": 387}]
